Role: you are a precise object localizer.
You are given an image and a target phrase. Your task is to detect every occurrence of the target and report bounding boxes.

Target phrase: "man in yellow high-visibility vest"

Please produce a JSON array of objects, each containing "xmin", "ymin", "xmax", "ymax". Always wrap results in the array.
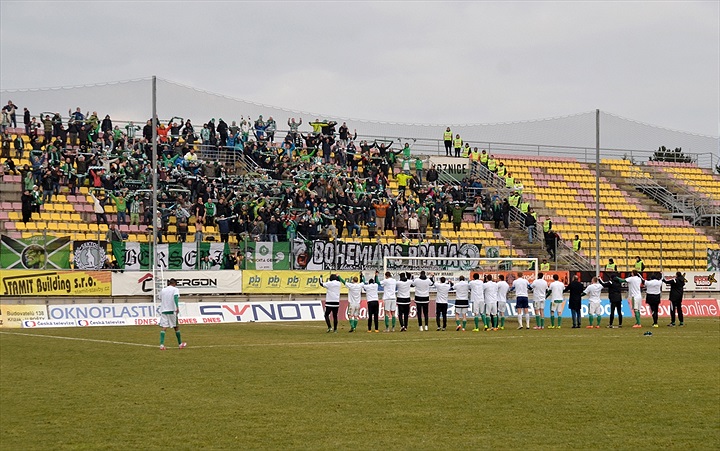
[
  {"xmin": 461, "ymin": 143, "xmax": 470, "ymax": 159},
  {"xmin": 453, "ymin": 134, "xmax": 463, "ymax": 158},
  {"xmin": 443, "ymin": 127, "xmax": 453, "ymax": 157}
]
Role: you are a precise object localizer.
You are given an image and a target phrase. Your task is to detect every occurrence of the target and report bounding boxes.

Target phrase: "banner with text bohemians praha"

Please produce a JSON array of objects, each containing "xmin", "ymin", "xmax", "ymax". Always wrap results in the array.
[{"xmin": 301, "ymin": 241, "xmax": 482, "ymax": 271}]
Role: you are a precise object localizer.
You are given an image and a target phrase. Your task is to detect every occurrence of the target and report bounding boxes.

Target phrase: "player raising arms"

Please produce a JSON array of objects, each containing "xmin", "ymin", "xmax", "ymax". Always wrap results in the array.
[
  {"xmin": 469, "ymin": 273, "xmax": 485, "ymax": 332},
  {"xmin": 511, "ymin": 272, "xmax": 531, "ymax": 329},
  {"xmin": 483, "ymin": 274, "xmax": 499, "ymax": 331},
  {"xmin": 454, "ymin": 276, "xmax": 470, "ymax": 331},
  {"xmin": 548, "ymin": 274, "xmax": 566, "ymax": 329},
  {"xmin": 362, "ymin": 271, "xmax": 381, "ymax": 333},
  {"xmin": 343, "ymin": 274, "xmax": 364, "ymax": 333},
  {"xmin": 158, "ymin": 278, "xmax": 187, "ymax": 350},
  {"xmin": 412, "ymin": 271, "xmax": 434, "ymax": 331},
  {"xmin": 582, "ymin": 276, "xmax": 604, "ymax": 329},
  {"xmin": 530, "ymin": 273, "xmax": 549, "ymax": 330},
  {"xmin": 433, "ymin": 276, "xmax": 453, "ymax": 331},
  {"xmin": 395, "ymin": 272, "xmax": 412, "ymax": 332},
  {"xmin": 380, "ymin": 271, "xmax": 398, "ymax": 332},
  {"xmin": 617, "ymin": 270, "xmax": 645, "ymax": 328},
  {"xmin": 319, "ymin": 274, "xmax": 343, "ymax": 333},
  {"xmin": 496, "ymin": 274, "xmax": 510, "ymax": 330}
]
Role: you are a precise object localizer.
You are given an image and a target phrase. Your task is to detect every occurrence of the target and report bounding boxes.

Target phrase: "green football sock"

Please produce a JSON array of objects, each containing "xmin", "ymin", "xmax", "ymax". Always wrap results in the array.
[
  {"xmin": 384, "ymin": 316, "xmax": 390, "ymax": 328},
  {"xmin": 392, "ymin": 317, "xmax": 396, "ymax": 328},
  {"xmin": 456, "ymin": 319, "xmax": 461, "ymax": 326},
  {"xmin": 175, "ymin": 331, "xmax": 182, "ymax": 344},
  {"xmin": 541, "ymin": 317, "xmax": 545, "ymax": 327},
  {"xmin": 588, "ymin": 314, "xmax": 594, "ymax": 325},
  {"xmin": 492, "ymin": 316, "xmax": 497, "ymax": 328},
  {"xmin": 557, "ymin": 317, "xmax": 562, "ymax": 327},
  {"xmin": 635, "ymin": 310, "xmax": 641, "ymax": 324},
  {"xmin": 535, "ymin": 315, "xmax": 541, "ymax": 326},
  {"xmin": 595, "ymin": 315, "xmax": 601, "ymax": 326},
  {"xmin": 484, "ymin": 316, "xmax": 490, "ymax": 328},
  {"xmin": 160, "ymin": 330, "xmax": 165, "ymax": 345},
  {"xmin": 550, "ymin": 315, "xmax": 555, "ymax": 327},
  {"xmin": 500, "ymin": 317, "xmax": 505, "ymax": 327},
  {"xmin": 462, "ymin": 320, "xmax": 467, "ymax": 329},
  {"xmin": 481, "ymin": 313, "xmax": 486, "ymax": 326}
]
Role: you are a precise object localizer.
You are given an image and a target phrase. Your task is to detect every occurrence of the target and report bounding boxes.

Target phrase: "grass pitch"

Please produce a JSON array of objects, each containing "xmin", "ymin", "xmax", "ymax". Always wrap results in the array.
[{"xmin": 1, "ymin": 318, "xmax": 719, "ymax": 450}]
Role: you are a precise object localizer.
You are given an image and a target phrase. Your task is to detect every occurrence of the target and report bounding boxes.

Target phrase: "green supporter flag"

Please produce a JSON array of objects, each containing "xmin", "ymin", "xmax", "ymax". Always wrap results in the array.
[
  {"xmin": 112, "ymin": 241, "xmax": 230, "ymax": 270},
  {"xmin": 241, "ymin": 241, "xmax": 290, "ymax": 270},
  {"xmin": 0, "ymin": 235, "xmax": 71, "ymax": 269}
]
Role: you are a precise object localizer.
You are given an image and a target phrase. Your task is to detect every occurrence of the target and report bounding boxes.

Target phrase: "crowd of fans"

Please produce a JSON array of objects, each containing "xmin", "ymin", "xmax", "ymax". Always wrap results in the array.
[{"xmin": 2, "ymin": 101, "xmax": 552, "ymax": 257}]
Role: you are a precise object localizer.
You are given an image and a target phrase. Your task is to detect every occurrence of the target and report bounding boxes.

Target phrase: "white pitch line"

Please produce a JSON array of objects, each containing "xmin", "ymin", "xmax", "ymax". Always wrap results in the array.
[{"xmin": 0, "ymin": 331, "xmax": 156, "ymax": 348}]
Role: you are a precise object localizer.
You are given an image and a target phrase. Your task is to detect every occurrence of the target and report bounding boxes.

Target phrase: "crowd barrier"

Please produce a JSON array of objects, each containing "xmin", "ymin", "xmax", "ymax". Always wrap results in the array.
[{"xmin": 2, "ymin": 299, "xmax": 718, "ymax": 329}]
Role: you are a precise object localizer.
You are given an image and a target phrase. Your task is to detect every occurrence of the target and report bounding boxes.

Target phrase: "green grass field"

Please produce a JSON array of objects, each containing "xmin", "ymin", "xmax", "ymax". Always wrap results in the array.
[{"xmin": 1, "ymin": 318, "xmax": 719, "ymax": 450}]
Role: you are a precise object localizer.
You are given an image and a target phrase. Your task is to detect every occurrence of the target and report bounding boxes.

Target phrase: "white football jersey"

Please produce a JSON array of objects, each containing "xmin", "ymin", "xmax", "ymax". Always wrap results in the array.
[
  {"xmin": 512, "ymin": 278, "xmax": 529, "ymax": 297},
  {"xmin": 549, "ymin": 280, "xmax": 565, "ymax": 301},
  {"xmin": 530, "ymin": 278, "xmax": 549, "ymax": 302},
  {"xmin": 469, "ymin": 279, "xmax": 484, "ymax": 303}
]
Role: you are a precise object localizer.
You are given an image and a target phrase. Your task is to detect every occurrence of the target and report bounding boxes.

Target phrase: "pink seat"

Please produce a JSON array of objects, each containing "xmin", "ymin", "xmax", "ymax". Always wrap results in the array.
[
  {"xmin": 1, "ymin": 202, "xmax": 12, "ymax": 210},
  {"xmin": 5, "ymin": 222, "xmax": 16, "ymax": 230}
]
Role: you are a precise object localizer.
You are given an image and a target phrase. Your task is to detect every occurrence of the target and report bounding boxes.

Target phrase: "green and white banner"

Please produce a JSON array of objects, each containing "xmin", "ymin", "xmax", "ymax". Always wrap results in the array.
[
  {"xmin": 708, "ymin": 249, "xmax": 720, "ymax": 271},
  {"xmin": 0, "ymin": 235, "xmax": 71, "ymax": 269},
  {"xmin": 112, "ymin": 241, "xmax": 230, "ymax": 270},
  {"xmin": 242, "ymin": 241, "xmax": 290, "ymax": 270}
]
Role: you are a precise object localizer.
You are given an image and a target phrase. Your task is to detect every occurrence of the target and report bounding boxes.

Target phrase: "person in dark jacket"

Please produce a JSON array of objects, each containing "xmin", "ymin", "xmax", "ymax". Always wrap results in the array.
[
  {"xmin": 662, "ymin": 272, "xmax": 686, "ymax": 327},
  {"xmin": 565, "ymin": 275, "xmax": 585, "ymax": 328},
  {"xmin": 601, "ymin": 272, "xmax": 623, "ymax": 328}
]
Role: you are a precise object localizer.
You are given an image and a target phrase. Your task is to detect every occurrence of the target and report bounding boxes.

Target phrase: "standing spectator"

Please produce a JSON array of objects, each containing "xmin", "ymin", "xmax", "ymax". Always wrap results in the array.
[
  {"xmin": 634, "ymin": 256, "xmax": 645, "ymax": 272},
  {"xmin": 265, "ymin": 116, "xmax": 276, "ymax": 142},
  {"xmin": 525, "ymin": 208, "xmax": 537, "ymax": 243},
  {"xmin": 2, "ymin": 101, "xmax": 17, "ymax": 128},
  {"xmin": 542, "ymin": 217, "xmax": 553, "ymax": 244},
  {"xmin": 414, "ymin": 156, "xmax": 424, "ymax": 184},
  {"xmin": 107, "ymin": 223, "xmax": 123, "ymax": 243},
  {"xmin": 453, "ymin": 134, "xmax": 462, "ymax": 158},
  {"xmin": 90, "ymin": 189, "xmax": 108, "ymax": 225},
  {"xmin": 21, "ymin": 189, "xmax": 33, "ymax": 223},
  {"xmin": 663, "ymin": 272, "xmax": 686, "ymax": 327},
  {"xmin": 442, "ymin": 127, "xmax": 453, "ymax": 156},
  {"xmin": 565, "ymin": 275, "xmax": 585, "ymax": 328},
  {"xmin": 572, "ymin": 235, "xmax": 582, "ymax": 253},
  {"xmin": 109, "ymin": 191, "xmax": 127, "ymax": 225},
  {"xmin": 426, "ymin": 165, "xmax": 439, "ymax": 186},
  {"xmin": 451, "ymin": 202, "xmax": 463, "ymax": 232},
  {"xmin": 23, "ymin": 108, "xmax": 31, "ymax": 134},
  {"xmin": 601, "ymin": 272, "xmax": 624, "ymax": 328}
]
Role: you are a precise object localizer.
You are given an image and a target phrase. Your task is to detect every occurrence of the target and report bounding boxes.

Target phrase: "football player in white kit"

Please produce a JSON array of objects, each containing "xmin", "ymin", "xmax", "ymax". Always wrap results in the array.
[
  {"xmin": 617, "ymin": 270, "xmax": 645, "ymax": 328},
  {"xmin": 483, "ymin": 274, "xmax": 499, "ymax": 331},
  {"xmin": 530, "ymin": 273, "xmax": 549, "ymax": 329},
  {"xmin": 158, "ymin": 278, "xmax": 187, "ymax": 350},
  {"xmin": 453, "ymin": 276, "xmax": 470, "ymax": 331},
  {"xmin": 433, "ymin": 276, "xmax": 453, "ymax": 331},
  {"xmin": 380, "ymin": 272, "xmax": 398, "ymax": 332},
  {"xmin": 412, "ymin": 271, "xmax": 434, "ymax": 331},
  {"xmin": 582, "ymin": 277, "xmax": 604, "ymax": 328},
  {"xmin": 496, "ymin": 274, "xmax": 510, "ymax": 330},
  {"xmin": 343, "ymin": 275, "xmax": 364, "ymax": 333},
  {"xmin": 547, "ymin": 274, "xmax": 566, "ymax": 329},
  {"xmin": 511, "ymin": 272, "xmax": 532, "ymax": 329},
  {"xmin": 469, "ymin": 273, "xmax": 485, "ymax": 332}
]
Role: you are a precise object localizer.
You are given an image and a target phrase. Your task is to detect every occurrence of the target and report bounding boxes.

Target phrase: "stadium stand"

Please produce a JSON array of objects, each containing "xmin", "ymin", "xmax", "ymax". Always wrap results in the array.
[{"xmin": 1, "ymin": 103, "xmax": 718, "ymax": 271}]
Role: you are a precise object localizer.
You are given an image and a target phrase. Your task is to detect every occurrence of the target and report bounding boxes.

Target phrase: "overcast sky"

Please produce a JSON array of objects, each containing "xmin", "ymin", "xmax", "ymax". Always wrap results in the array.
[{"xmin": 1, "ymin": 1, "xmax": 718, "ymax": 136}]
